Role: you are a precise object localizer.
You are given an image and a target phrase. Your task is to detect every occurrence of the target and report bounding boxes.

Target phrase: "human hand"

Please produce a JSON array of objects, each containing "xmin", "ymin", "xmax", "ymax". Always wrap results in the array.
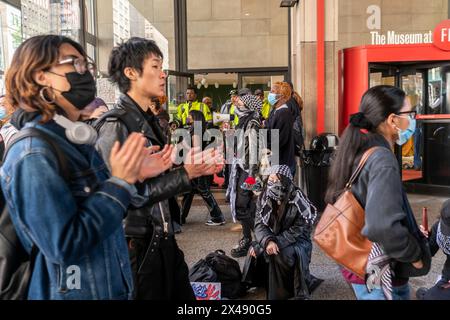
[
  {"xmin": 139, "ymin": 144, "xmax": 174, "ymax": 180},
  {"xmin": 265, "ymin": 241, "xmax": 279, "ymax": 256},
  {"xmin": 110, "ymin": 133, "xmax": 146, "ymax": 184},
  {"xmin": 249, "ymin": 246, "xmax": 256, "ymax": 258},
  {"xmin": 412, "ymin": 260, "xmax": 423, "ymax": 269},
  {"xmin": 419, "ymin": 225, "xmax": 429, "ymax": 238}
]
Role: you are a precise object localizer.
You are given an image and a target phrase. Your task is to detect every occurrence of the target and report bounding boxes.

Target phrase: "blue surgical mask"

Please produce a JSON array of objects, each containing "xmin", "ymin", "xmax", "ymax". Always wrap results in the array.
[
  {"xmin": 267, "ymin": 93, "xmax": 279, "ymax": 106},
  {"xmin": 0, "ymin": 107, "xmax": 6, "ymax": 120},
  {"xmin": 395, "ymin": 115, "xmax": 416, "ymax": 146}
]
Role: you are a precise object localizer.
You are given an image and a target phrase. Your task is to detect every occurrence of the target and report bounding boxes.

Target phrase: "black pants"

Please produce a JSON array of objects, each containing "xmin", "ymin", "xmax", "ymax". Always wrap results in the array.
[
  {"xmin": 128, "ymin": 236, "xmax": 195, "ymax": 300},
  {"xmin": 235, "ymin": 167, "xmax": 256, "ymax": 239},
  {"xmin": 181, "ymin": 176, "xmax": 224, "ymax": 222}
]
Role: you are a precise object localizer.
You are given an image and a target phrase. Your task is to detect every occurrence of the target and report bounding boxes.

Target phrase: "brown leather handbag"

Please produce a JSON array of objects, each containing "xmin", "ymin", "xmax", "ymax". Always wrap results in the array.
[{"xmin": 313, "ymin": 147, "xmax": 379, "ymax": 279}]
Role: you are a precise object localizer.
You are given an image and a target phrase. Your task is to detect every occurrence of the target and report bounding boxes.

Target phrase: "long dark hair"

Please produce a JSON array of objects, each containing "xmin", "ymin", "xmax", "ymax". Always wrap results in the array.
[{"xmin": 325, "ymin": 85, "xmax": 406, "ymax": 203}]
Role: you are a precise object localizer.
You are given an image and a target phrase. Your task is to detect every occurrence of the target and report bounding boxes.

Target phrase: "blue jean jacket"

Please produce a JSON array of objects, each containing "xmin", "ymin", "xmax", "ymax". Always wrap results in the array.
[{"xmin": 0, "ymin": 118, "xmax": 134, "ymax": 300}]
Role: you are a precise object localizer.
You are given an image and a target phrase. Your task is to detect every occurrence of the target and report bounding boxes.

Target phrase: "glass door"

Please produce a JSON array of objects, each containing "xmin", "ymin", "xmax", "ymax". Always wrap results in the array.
[{"xmin": 166, "ymin": 71, "xmax": 194, "ymax": 121}]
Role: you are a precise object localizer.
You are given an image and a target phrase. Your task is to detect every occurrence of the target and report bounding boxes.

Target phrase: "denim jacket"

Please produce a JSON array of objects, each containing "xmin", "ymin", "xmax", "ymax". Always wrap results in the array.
[{"xmin": 0, "ymin": 117, "xmax": 134, "ymax": 300}]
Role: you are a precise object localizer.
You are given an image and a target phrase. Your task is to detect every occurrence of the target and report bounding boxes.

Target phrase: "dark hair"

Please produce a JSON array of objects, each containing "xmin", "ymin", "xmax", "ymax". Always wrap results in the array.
[
  {"xmin": 186, "ymin": 86, "xmax": 197, "ymax": 94},
  {"xmin": 325, "ymin": 85, "xmax": 406, "ymax": 203},
  {"xmin": 5, "ymin": 35, "xmax": 86, "ymax": 122},
  {"xmin": 189, "ymin": 109, "xmax": 205, "ymax": 125},
  {"xmin": 108, "ymin": 37, "xmax": 163, "ymax": 93}
]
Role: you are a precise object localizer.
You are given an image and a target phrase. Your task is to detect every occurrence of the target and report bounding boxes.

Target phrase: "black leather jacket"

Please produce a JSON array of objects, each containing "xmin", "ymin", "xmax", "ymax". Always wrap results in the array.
[{"xmin": 94, "ymin": 94, "xmax": 192, "ymax": 243}]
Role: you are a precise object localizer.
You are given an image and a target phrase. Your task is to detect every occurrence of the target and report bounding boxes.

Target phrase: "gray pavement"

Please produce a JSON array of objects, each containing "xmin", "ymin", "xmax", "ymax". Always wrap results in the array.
[{"xmin": 176, "ymin": 189, "xmax": 448, "ymax": 300}]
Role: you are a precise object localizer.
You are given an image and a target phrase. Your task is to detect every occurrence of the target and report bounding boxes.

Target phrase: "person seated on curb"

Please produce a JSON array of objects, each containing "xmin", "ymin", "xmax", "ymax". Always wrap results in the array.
[
  {"xmin": 242, "ymin": 165, "xmax": 323, "ymax": 300},
  {"xmin": 417, "ymin": 199, "xmax": 450, "ymax": 300}
]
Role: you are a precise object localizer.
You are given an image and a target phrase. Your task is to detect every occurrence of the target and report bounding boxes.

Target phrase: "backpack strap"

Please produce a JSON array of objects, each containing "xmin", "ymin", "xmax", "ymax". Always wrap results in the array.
[
  {"xmin": 345, "ymin": 147, "xmax": 380, "ymax": 189},
  {"xmin": 3, "ymin": 127, "xmax": 69, "ymax": 181},
  {"xmin": 93, "ymin": 107, "xmax": 142, "ymax": 134}
]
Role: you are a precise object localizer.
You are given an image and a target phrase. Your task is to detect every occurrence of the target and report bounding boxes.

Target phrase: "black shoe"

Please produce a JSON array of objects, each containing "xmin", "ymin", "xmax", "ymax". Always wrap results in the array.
[
  {"xmin": 307, "ymin": 275, "xmax": 324, "ymax": 294},
  {"xmin": 231, "ymin": 238, "xmax": 251, "ymax": 258},
  {"xmin": 416, "ymin": 287, "xmax": 428, "ymax": 300}
]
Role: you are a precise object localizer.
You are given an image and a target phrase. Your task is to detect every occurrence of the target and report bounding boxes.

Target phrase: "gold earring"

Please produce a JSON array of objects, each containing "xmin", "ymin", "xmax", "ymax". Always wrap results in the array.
[{"xmin": 39, "ymin": 86, "xmax": 56, "ymax": 104}]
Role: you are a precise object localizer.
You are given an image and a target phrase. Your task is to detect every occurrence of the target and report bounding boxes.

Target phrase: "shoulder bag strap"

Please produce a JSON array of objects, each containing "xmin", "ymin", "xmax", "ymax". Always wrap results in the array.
[{"xmin": 345, "ymin": 147, "xmax": 380, "ymax": 189}]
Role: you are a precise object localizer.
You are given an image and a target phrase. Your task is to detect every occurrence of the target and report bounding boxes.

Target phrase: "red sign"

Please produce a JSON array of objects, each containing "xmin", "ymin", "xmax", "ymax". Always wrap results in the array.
[{"xmin": 433, "ymin": 20, "xmax": 450, "ymax": 51}]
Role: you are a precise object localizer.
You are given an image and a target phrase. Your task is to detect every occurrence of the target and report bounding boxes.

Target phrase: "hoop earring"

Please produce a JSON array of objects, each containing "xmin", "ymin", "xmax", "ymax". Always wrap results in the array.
[{"xmin": 39, "ymin": 86, "xmax": 56, "ymax": 104}]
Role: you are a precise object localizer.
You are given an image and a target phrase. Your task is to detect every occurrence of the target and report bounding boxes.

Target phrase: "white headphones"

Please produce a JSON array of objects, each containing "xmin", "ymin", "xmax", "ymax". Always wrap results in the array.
[{"xmin": 53, "ymin": 114, "xmax": 98, "ymax": 145}]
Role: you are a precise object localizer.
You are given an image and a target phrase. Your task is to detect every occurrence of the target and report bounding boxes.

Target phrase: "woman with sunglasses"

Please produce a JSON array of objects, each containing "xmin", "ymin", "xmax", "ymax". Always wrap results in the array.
[
  {"xmin": 1, "ymin": 35, "xmax": 162, "ymax": 300},
  {"xmin": 325, "ymin": 85, "xmax": 428, "ymax": 300}
]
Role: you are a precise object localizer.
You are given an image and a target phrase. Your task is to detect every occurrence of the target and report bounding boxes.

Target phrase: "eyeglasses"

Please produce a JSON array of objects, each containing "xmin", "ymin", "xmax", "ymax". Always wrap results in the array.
[
  {"xmin": 57, "ymin": 57, "xmax": 97, "ymax": 76},
  {"xmin": 396, "ymin": 111, "xmax": 417, "ymax": 119}
]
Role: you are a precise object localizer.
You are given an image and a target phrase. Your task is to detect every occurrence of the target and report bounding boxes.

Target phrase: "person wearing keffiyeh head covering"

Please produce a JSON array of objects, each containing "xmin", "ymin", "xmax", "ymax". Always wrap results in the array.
[
  {"xmin": 228, "ymin": 93, "xmax": 264, "ymax": 258},
  {"xmin": 416, "ymin": 199, "xmax": 450, "ymax": 300},
  {"xmin": 241, "ymin": 165, "xmax": 323, "ymax": 300}
]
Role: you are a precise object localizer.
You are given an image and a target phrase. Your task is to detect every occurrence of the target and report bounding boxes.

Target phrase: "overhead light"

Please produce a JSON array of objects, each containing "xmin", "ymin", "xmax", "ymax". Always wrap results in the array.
[
  {"xmin": 215, "ymin": 82, "xmax": 219, "ymax": 89},
  {"xmin": 280, "ymin": 0, "xmax": 298, "ymax": 7},
  {"xmin": 244, "ymin": 13, "xmax": 250, "ymax": 16}
]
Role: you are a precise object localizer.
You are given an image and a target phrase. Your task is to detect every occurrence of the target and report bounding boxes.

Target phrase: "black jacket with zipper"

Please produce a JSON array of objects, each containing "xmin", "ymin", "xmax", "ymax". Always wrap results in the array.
[{"xmin": 94, "ymin": 94, "xmax": 192, "ymax": 246}]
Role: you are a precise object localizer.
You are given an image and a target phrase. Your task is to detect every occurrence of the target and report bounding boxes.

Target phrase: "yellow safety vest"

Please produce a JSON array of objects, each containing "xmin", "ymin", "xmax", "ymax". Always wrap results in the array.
[
  {"xmin": 175, "ymin": 101, "xmax": 212, "ymax": 126},
  {"xmin": 261, "ymin": 99, "xmax": 271, "ymax": 120},
  {"xmin": 230, "ymin": 105, "xmax": 239, "ymax": 127}
]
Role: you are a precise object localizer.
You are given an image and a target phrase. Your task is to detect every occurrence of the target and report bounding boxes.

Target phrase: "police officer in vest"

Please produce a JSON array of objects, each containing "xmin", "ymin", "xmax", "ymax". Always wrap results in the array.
[{"xmin": 174, "ymin": 87, "xmax": 212, "ymax": 128}]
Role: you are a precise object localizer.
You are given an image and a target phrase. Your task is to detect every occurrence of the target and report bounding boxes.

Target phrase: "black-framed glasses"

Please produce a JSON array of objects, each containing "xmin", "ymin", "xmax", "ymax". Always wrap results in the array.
[
  {"xmin": 396, "ymin": 110, "xmax": 417, "ymax": 119},
  {"xmin": 57, "ymin": 57, "xmax": 97, "ymax": 76}
]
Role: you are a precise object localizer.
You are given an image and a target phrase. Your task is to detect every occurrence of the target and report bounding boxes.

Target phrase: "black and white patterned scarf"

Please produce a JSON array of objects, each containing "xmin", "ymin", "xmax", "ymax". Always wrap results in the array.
[
  {"xmin": 365, "ymin": 243, "xmax": 393, "ymax": 300},
  {"xmin": 234, "ymin": 94, "xmax": 262, "ymax": 118},
  {"xmin": 437, "ymin": 222, "xmax": 450, "ymax": 255},
  {"xmin": 257, "ymin": 165, "xmax": 317, "ymax": 227}
]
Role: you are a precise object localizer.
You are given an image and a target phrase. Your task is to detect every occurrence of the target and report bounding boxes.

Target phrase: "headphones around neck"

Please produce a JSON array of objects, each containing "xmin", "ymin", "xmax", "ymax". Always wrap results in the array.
[{"xmin": 53, "ymin": 114, "xmax": 98, "ymax": 145}]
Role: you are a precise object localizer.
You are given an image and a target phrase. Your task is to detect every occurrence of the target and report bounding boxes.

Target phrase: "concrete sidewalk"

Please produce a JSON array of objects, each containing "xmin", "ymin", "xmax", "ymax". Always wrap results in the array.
[{"xmin": 176, "ymin": 189, "xmax": 448, "ymax": 300}]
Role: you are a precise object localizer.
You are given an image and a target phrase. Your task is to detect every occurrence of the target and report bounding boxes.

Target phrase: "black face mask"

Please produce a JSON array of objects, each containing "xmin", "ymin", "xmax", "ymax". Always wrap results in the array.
[{"xmin": 62, "ymin": 72, "xmax": 97, "ymax": 110}]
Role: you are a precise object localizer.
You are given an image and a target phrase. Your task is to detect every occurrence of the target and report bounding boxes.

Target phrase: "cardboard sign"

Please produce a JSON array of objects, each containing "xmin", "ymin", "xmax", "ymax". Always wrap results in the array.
[{"xmin": 191, "ymin": 282, "xmax": 221, "ymax": 300}]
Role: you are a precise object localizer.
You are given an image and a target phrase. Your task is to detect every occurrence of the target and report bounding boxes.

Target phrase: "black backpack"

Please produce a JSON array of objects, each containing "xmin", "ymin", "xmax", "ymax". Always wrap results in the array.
[
  {"xmin": 189, "ymin": 250, "xmax": 245, "ymax": 299},
  {"xmin": 0, "ymin": 127, "xmax": 68, "ymax": 300}
]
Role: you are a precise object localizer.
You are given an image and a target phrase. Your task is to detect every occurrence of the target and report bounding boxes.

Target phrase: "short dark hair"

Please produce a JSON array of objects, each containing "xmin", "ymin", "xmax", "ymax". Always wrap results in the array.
[
  {"xmin": 108, "ymin": 37, "xmax": 163, "ymax": 93},
  {"xmin": 186, "ymin": 86, "xmax": 197, "ymax": 94}
]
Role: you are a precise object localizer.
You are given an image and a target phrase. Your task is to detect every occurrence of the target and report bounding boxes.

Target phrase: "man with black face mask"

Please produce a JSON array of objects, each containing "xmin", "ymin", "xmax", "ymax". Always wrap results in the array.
[{"xmin": 242, "ymin": 165, "xmax": 323, "ymax": 300}]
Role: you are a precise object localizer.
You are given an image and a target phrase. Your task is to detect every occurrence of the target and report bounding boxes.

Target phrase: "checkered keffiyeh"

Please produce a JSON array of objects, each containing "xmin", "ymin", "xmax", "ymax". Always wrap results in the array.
[
  {"xmin": 437, "ymin": 222, "xmax": 450, "ymax": 255},
  {"xmin": 239, "ymin": 94, "xmax": 262, "ymax": 113},
  {"xmin": 267, "ymin": 165, "xmax": 293, "ymax": 181}
]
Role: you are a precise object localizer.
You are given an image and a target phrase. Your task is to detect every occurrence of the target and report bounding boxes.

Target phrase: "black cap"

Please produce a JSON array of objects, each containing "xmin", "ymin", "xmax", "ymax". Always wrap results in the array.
[
  {"xmin": 229, "ymin": 89, "xmax": 237, "ymax": 96},
  {"xmin": 238, "ymin": 88, "xmax": 252, "ymax": 96},
  {"xmin": 440, "ymin": 199, "xmax": 450, "ymax": 236}
]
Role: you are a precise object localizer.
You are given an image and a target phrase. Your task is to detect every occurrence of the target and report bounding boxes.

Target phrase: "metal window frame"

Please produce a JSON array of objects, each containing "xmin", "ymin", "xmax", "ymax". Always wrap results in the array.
[{"xmin": 79, "ymin": 0, "xmax": 98, "ymax": 62}]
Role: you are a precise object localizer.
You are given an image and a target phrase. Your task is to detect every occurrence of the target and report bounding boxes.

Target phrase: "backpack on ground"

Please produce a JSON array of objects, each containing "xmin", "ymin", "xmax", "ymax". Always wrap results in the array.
[
  {"xmin": 0, "ymin": 127, "xmax": 67, "ymax": 300},
  {"xmin": 189, "ymin": 250, "xmax": 245, "ymax": 299}
]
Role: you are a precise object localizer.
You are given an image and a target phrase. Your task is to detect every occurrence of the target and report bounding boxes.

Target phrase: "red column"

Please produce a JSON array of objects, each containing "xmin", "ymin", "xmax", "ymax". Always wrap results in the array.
[{"xmin": 316, "ymin": 0, "xmax": 325, "ymax": 134}]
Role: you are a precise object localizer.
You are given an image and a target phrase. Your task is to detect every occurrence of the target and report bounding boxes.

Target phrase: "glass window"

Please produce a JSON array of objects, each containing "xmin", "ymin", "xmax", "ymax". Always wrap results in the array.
[
  {"xmin": 21, "ymin": 0, "xmax": 81, "ymax": 42},
  {"xmin": 84, "ymin": 0, "xmax": 95, "ymax": 35},
  {"xmin": 112, "ymin": 0, "xmax": 169, "ymax": 70}
]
